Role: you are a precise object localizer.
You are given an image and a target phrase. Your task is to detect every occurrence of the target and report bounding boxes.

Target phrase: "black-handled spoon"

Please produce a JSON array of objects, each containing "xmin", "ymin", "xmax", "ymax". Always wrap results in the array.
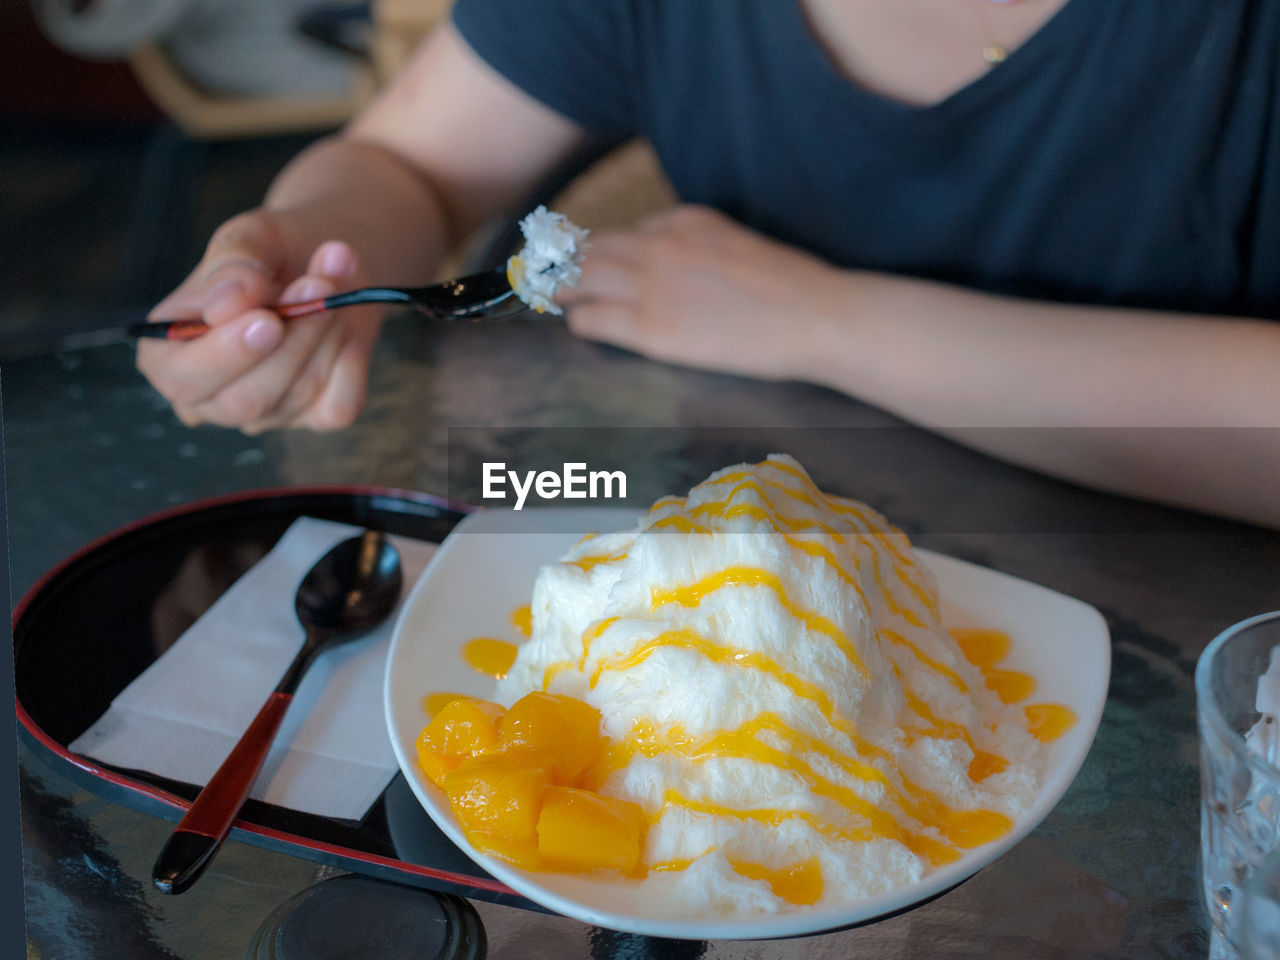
[{"xmin": 152, "ymin": 530, "xmax": 403, "ymax": 895}]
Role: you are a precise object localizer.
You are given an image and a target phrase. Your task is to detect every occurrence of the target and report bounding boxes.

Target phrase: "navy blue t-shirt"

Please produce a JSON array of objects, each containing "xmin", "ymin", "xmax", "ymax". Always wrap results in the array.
[{"xmin": 453, "ymin": 0, "xmax": 1280, "ymax": 319}]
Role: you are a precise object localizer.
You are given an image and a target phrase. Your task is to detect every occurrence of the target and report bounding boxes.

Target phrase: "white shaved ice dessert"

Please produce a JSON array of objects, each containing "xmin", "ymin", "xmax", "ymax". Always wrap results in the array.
[
  {"xmin": 506, "ymin": 205, "xmax": 589, "ymax": 314},
  {"xmin": 496, "ymin": 455, "xmax": 1048, "ymax": 916}
]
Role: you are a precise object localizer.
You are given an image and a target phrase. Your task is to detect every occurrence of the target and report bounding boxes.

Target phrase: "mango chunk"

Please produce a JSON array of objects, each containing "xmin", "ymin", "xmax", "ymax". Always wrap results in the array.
[
  {"xmin": 415, "ymin": 739, "xmax": 461, "ymax": 788},
  {"xmin": 500, "ymin": 691, "xmax": 604, "ymax": 785},
  {"xmin": 444, "ymin": 753, "xmax": 550, "ymax": 845},
  {"xmin": 420, "ymin": 697, "xmax": 506, "ymax": 757},
  {"xmin": 466, "ymin": 831, "xmax": 541, "ymax": 870},
  {"xmin": 536, "ymin": 785, "xmax": 645, "ymax": 874},
  {"xmin": 417, "ymin": 698, "xmax": 506, "ymax": 787}
]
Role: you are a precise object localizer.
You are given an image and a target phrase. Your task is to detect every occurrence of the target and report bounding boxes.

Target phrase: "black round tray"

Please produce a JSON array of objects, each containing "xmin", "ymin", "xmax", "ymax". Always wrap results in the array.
[{"xmin": 13, "ymin": 486, "xmax": 538, "ymax": 910}]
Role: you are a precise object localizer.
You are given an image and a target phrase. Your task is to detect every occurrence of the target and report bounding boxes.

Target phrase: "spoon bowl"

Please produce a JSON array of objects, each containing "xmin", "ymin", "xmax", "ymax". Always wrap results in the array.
[
  {"xmin": 153, "ymin": 530, "xmax": 402, "ymax": 894},
  {"xmin": 295, "ymin": 532, "xmax": 404, "ymax": 635}
]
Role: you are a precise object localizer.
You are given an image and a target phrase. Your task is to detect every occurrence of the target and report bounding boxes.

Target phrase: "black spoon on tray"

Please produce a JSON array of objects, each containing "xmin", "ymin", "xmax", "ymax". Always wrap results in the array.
[
  {"xmin": 131, "ymin": 268, "xmax": 519, "ymax": 341},
  {"xmin": 152, "ymin": 529, "xmax": 403, "ymax": 895}
]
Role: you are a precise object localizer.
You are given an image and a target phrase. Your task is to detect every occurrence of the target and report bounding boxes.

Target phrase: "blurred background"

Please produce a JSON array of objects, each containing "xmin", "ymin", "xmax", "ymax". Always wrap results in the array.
[
  {"xmin": 0, "ymin": 0, "xmax": 675, "ymax": 360},
  {"xmin": 0, "ymin": 0, "xmax": 440, "ymax": 358}
]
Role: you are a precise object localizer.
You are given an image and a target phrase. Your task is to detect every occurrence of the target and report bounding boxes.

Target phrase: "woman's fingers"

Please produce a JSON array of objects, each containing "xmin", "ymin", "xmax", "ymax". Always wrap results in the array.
[
  {"xmin": 562, "ymin": 255, "xmax": 641, "ymax": 306},
  {"xmin": 285, "ymin": 241, "xmax": 374, "ymax": 430},
  {"xmin": 141, "ymin": 239, "xmax": 367, "ymax": 428},
  {"xmin": 241, "ymin": 312, "xmax": 349, "ymax": 434},
  {"xmin": 191, "ymin": 214, "xmax": 289, "ymax": 326},
  {"xmin": 137, "ymin": 308, "xmax": 285, "ymax": 417},
  {"xmin": 149, "ymin": 213, "xmax": 288, "ymax": 325},
  {"xmin": 185, "ymin": 243, "xmax": 367, "ymax": 428},
  {"xmin": 556, "ymin": 205, "xmax": 840, "ymax": 382},
  {"xmin": 295, "ymin": 311, "xmax": 379, "ymax": 431},
  {"xmin": 306, "ymin": 239, "xmax": 359, "ymax": 280},
  {"xmin": 558, "ymin": 230, "xmax": 644, "ymax": 308},
  {"xmin": 139, "ymin": 225, "xmax": 380, "ymax": 433},
  {"xmin": 139, "ymin": 211, "xmax": 293, "ymax": 422},
  {"xmin": 563, "ymin": 301, "xmax": 639, "ymax": 348},
  {"xmin": 187, "ymin": 299, "xmax": 335, "ymax": 429}
]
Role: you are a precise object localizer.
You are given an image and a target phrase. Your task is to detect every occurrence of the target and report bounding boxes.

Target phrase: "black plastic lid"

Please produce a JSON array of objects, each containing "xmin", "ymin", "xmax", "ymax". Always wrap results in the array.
[{"xmin": 246, "ymin": 874, "xmax": 486, "ymax": 960}]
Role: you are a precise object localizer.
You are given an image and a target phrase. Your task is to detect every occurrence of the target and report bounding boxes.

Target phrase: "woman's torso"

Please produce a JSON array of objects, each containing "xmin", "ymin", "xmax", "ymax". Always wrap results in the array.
[{"xmin": 455, "ymin": 0, "xmax": 1280, "ymax": 318}]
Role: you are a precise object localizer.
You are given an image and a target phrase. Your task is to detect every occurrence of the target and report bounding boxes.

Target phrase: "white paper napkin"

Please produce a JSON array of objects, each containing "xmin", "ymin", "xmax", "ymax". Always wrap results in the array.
[{"xmin": 70, "ymin": 517, "xmax": 436, "ymax": 820}]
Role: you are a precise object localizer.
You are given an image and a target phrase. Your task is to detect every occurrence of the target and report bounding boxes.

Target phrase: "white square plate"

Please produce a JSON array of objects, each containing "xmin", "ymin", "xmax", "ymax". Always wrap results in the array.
[{"xmin": 384, "ymin": 508, "xmax": 1110, "ymax": 939}]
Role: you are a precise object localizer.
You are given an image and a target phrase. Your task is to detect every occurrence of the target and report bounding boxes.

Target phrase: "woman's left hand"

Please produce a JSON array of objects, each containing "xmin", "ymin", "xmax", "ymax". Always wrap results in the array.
[{"xmin": 558, "ymin": 205, "xmax": 851, "ymax": 381}]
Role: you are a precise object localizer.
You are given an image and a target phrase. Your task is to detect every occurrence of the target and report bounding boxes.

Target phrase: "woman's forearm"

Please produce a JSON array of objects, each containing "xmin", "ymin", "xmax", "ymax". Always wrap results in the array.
[
  {"xmin": 134, "ymin": 20, "xmax": 588, "ymax": 434},
  {"xmin": 260, "ymin": 135, "xmax": 456, "ymax": 286},
  {"xmin": 808, "ymin": 270, "xmax": 1280, "ymax": 526},
  {"xmin": 813, "ymin": 270, "xmax": 1280, "ymax": 427},
  {"xmin": 253, "ymin": 19, "xmax": 590, "ymax": 290}
]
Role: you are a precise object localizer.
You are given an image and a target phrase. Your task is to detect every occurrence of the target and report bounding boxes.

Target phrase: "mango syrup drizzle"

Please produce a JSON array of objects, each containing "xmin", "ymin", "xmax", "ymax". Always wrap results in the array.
[
  {"xmin": 751, "ymin": 456, "xmax": 915, "ymax": 567},
  {"xmin": 459, "ymin": 606, "xmax": 533, "ymax": 681},
  {"xmin": 949, "ymin": 627, "xmax": 1011, "ymax": 667},
  {"xmin": 884, "ymin": 658, "xmax": 1008, "ymax": 782},
  {"xmin": 462, "ymin": 637, "xmax": 519, "ymax": 678},
  {"xmin": 577, "ymin": 622, "xmax": 1010, "ymax": 864},
  {"xmin": 649, "ymin": 844, "xmax": 825, "ymax": 905},
  {"xmin": 650, "ymin": 566, "xmax": 871, "ymax": 681},
  {"xmin": 647, "ymin": 495, "xmax": 684, "ymax": 512},
  {"xmin": 729, "ymin": 856, "xmax": 824, "ymax": 906},
  {"xmin": 649, "ymin": 806, "xmax": 852, "ymax": 907},
  {"xmin": 587, "ymin": 628, "xmax": 853, "ymax": 734},
  {"xmin": 948, "ymin": 628, "xmax": 1078, "ymax": 743},
  {"xmin": 641, "ymin": 510, "xmax": 964, "ymax": 703},
  {"xmin": 782, "ymin": 533, "xmax": 964, "ymax": 696},
  {"xmin": 682, "ymin": 465, "xmax": 1070, "ymax": 762},
  {"xmin": 482, "ymin": 463, "xmax": 1067, "ymax": 888},
  {"xmin": 592, "ymin": 710, "xmax": 1009, "ymax": 864},
  {"xmin": 566, "ymin": 549, "xmax": 629, "ymax": 573},
  {"xmin": 542, "ymin": 467, "xmax": 1012, "ymax": 842},
  {"xmin": 541, "ymin": 615, "xmax": 621, "ymax": 689},
  {"xmin": 1025, "ymin": 703, "xmax": 1077, "ymax": 741},
  {"xmin": 666, "ymin": 468, "xmax": 938, "ymax": 628},
  {"xmin": 510, "ymin": 604, "xmax": 533, "ymax": 638},
  {"xmin": 728, "ymin": 458, "xmax": 939, "ymax": 621},
  {"xmin": 642, "ymin": 549, "xmax": 982, "ymax": 772},
  {"xmin": 946, "ymin": 628, "xmax": 1034, "ymax": 704},
  {"xmin": 658, "ymin": 788, "xmax": 876, "ymax": 853},
  {"xmin": 648, "ymin": 846, "xmax": 824, "ymax": 907}
]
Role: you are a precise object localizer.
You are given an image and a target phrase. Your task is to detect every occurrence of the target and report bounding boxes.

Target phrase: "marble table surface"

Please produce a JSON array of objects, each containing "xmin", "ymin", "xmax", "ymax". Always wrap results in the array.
[{"xmin": 7, "ymin": 315, "xmax": 1278, "ymax": 959}]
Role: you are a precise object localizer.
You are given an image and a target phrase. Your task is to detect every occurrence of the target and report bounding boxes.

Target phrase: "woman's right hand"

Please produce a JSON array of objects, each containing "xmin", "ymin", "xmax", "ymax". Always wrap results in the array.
[{"xmin": 136, "ymin": 210, "xmax": 382, "ymax": 434}]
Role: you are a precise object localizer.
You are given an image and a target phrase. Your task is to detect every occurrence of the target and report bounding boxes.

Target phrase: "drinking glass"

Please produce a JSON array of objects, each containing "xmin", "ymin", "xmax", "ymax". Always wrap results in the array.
[{"xmin": 1198, "ymin": 611, "xmax": 1280, "ymax": 960}]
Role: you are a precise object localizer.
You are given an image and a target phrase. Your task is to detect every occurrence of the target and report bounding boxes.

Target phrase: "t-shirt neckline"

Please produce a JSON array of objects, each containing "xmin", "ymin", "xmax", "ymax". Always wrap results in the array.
[{"xmin": 784, "ymin": 0, "xmax": 1092, "ymax": 125}]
